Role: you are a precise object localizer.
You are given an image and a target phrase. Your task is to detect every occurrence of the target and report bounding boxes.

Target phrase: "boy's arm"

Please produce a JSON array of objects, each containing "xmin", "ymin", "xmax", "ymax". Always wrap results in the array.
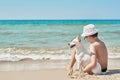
[
  {"xmin": 83, "ymin": 45, "xmax": 97, "ymax": 73},
  {"xmin": 83, "ymin": 54, "xmax": 97, "ymax": 73}
]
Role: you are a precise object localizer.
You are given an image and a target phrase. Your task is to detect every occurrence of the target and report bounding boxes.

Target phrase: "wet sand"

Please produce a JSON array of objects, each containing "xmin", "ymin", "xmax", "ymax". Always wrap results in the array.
[{"xmin": 0, "ymin": 59, "xmax": 119, "ymax": 80}]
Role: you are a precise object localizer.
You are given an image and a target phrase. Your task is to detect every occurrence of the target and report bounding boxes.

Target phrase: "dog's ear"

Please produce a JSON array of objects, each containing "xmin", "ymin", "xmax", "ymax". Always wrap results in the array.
[{"xmin": 77, "ymin": 34, "xmax": 81, "ymax": 42}]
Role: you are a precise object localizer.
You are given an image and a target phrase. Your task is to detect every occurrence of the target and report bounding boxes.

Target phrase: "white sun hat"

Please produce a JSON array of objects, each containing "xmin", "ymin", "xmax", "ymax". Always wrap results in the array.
[{"xmin": 81, "ymin": 24, "xmax": 98, "ymax": 37}]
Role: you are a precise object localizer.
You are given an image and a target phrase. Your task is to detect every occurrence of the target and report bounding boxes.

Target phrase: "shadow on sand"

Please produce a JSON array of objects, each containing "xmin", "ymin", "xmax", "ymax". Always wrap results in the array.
[{"xmin": 107, "ymin": 69, "xmax": 120, "ymax": 75}]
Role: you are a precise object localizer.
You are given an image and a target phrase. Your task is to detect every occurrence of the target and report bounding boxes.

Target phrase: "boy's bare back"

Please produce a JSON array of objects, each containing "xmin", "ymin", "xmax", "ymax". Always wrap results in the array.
[{"xmin": 91, "ymin": 40, "xmax": 108, "ymax": 70}]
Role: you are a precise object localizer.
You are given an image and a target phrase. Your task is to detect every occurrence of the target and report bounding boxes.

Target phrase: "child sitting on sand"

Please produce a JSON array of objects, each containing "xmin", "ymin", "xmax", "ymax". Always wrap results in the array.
[{"xmin": 67, "ymin": 24, "xmax": 108, "ymax": 74}]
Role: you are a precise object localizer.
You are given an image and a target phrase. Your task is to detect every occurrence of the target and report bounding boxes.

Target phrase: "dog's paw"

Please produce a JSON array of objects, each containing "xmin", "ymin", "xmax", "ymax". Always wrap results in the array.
[
  {"xmin": 74, "ymin": 71, "xmax": 87, "ymax": 79},
  {"xmin": 67, "ymin": 68, "xmax": 73, "ymax": 76}
]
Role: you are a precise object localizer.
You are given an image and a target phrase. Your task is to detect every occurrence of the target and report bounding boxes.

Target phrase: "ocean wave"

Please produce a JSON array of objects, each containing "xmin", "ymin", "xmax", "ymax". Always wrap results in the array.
[
  {"xmin": 0, "ymin": 47, "xmax": 71, "ymax": 61},
  {"xmin": 108, "ymin": 53, "xmax": 120, "ymax": 59},
  {"xmin": 0, "ymin": 47, "xmax": 120, "ymax": 61}
]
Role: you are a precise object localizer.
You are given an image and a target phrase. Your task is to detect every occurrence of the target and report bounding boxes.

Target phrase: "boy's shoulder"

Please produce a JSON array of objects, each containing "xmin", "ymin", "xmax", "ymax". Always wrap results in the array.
[
  {"xmin": 90, "ymin": 40, "xmax": 106, "ymax": 51},
  {"xmin": 92, "ymin": 40, "xmax": 104, "ymax": 46},
  {"xmin": 90, "ymin": 42, "xmax": 98, "ymax": 47},
  {"xmin": 90, "ymin": 42, "xmax": 101, "ymax": 51}
]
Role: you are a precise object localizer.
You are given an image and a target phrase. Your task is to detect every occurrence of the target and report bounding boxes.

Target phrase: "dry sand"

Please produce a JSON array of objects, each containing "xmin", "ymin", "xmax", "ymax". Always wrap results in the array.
[
  {"xmin": 0, "ymin": 59, "xmax": 119, "ymax": 80},
  {"xmin": 0, "ymin": 69, "xmax": 71, "ymax": 80}
]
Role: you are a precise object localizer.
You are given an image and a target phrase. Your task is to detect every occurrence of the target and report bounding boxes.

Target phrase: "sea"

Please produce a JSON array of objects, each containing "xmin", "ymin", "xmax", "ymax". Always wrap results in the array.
[{"xmin": 0, "ymin": 20, "xmax": 120, "ymax": 62}]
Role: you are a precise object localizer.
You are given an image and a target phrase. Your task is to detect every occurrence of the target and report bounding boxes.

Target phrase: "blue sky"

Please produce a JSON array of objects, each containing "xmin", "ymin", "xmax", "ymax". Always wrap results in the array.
[{"xmin": 0, "ymin": 0, "xmax": 120, "ymax": 19}]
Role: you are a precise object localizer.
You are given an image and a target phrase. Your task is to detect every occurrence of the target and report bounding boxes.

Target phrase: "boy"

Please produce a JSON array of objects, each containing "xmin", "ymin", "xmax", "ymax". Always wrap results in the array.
[{"xmin": 67, "ymin": 24, "xmax": 108, "ymax": 74}]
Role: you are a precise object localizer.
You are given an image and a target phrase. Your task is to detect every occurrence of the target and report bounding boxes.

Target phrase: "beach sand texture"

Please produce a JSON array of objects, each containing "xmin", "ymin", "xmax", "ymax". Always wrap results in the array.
[
  {"xmin": 0, "ymin": 69, "xmax": 120, "ymax": 80},
  {"xmin": 0, "ymin": 59, "xmax": 119, "ymax": 80}
]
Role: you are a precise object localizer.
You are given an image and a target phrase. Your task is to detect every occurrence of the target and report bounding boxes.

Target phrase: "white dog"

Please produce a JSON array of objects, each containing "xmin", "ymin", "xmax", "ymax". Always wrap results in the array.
[{"xmin": 68, "ymin": 35, "xmax": 101, "ymax": 74}]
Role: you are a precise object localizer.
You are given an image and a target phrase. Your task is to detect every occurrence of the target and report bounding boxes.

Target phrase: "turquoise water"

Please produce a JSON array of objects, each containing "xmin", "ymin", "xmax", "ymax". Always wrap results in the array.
[{"xmin": 0, "ymin": 20, "xmax": 120, "ymax": 61}]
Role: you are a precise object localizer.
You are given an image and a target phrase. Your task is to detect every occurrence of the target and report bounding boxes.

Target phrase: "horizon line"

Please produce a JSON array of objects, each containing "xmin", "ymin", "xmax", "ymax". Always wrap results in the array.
[{"xmin": 0, "ymin": 19, "xmax": 120, "ymax": 20}]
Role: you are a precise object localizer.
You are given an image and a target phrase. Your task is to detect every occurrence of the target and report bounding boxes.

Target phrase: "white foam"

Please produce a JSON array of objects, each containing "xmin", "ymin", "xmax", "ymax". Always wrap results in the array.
[
  {"xmin": 108, "ymin": 53, "xmax": 120, "ymax": 59},
  {"xmin": 0, "ymin": 48, "xmax": 120, "ymax": 61},
  {"xmin": 0, "ymin": 47, "xmax": 71, "ymax": 61}
]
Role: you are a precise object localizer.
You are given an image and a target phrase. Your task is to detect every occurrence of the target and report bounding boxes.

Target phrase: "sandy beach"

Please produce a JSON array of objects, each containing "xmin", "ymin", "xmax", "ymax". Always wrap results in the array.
[
  {"xmin": 0, "ymin": 69, "xmax": 71, "ymax": 80},
  {"xmin": 0, "ymin": 20, "xmax": 120, "ymax": 80},
  {"xmin": 0, "ymin": 69, "xmax": 120, "ymax": 80},
  {"xmin": 0, "ymin": 59, "xmax": 120, "ymax": 80}
]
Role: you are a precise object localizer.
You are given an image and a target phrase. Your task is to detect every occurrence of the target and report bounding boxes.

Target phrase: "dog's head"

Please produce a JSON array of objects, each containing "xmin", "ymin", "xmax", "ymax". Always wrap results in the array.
[{"xmin": 68, "ymin": 34, "xmax": 81, "ymax": 48}]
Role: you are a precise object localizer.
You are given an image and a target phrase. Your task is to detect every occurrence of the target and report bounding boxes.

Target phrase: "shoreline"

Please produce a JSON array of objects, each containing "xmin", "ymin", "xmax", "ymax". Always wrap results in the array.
[
  {"xmin": 0, "ymin": 59, "xmax": 119, "ymax": 80},
  {"xmin": 0, "ymin": 58, "xmax": 119, "ymax": 71},
  {"xmin": 0, "ymin": 59, "xmax": 70, "ymax": 71}
]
